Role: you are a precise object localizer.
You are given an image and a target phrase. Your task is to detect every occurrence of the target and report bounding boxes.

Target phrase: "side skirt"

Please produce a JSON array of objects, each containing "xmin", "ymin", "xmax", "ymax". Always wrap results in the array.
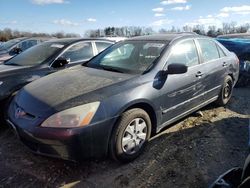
[{"xmin": 157, "ymin": 96, "xmax": 218, "ymax": 133}]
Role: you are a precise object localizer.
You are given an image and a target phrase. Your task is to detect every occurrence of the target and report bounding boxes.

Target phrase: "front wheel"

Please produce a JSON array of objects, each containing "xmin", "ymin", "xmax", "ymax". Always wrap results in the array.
[
  {"xmin": 215, "ymin": 75, "xmax": 233, "ymax": 106},
  {"xmin": 109, "ymin": 108, "xmax": 152, "ymax": 163}
]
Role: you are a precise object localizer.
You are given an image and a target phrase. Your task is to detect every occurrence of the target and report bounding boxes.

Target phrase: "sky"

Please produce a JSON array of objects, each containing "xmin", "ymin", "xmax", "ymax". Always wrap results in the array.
[{"xmin": 1, "ymin": 0, "xmax": 250, "ymax": 35}]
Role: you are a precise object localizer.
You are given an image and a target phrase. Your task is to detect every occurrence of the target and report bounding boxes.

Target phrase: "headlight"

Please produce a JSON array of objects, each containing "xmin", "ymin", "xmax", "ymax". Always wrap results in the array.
[{"xmin": 41, "ymin": 102, "xmax": 100, "ymax": 128}]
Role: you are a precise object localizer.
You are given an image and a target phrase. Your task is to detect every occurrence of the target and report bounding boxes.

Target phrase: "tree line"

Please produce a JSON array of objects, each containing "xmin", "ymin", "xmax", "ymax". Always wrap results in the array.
[
  {"xmin": 0, "ymin": 28, "xmax": 80, "ymax": 41},
  {"xmin": 86, "ymin": 22, "xmax": 250, "ymax": 38},
  {"xmin": 0, "ymin": 22, "xmax": 249, "ymax": 41}
]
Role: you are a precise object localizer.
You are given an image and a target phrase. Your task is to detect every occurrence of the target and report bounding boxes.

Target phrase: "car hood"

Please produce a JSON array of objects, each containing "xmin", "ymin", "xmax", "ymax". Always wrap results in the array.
[
  {"xmin": 0, "ymin": 64, "xmax": 25, "ymax": 73},
  {"xmin": 16, "ymin": 66, "xmax": 135, "ymax": 117}
]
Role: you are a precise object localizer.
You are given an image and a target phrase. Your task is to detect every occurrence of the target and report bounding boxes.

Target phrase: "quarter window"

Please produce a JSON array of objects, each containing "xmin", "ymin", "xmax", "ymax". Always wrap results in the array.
[
  {"xmin": 60, "ymin": 42, "xmax": 93, "ymax": 63},
  {"xmin": 198, "ymin": 39, "xmax": 220, "ymax": 63},
  {"xmin": 168, "ymin": 40, "xmax": 199, "ymax": 67}
]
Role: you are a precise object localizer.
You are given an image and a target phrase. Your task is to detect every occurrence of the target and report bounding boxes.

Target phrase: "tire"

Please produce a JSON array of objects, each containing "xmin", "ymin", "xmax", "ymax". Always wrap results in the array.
[
  {"xmin": 215, "ymin": 75, "xmax": 234, "ymax": 106},
  {"xmin": 109, "ymin": 108, "xmax": 152, "ymax": 163}
]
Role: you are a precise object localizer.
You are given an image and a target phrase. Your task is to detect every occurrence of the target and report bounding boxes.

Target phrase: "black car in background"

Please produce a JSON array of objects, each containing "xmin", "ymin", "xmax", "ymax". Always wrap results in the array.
[
  {"xmin": 0, "ymin": 37, "xmax": 53, "ymax": 63},
  {"xmin": 216, "ymin": 38, "xmax": 250, "ymax": 86},
  {"xmin": 0, "ymin": 38, "xmax": 113, "ymax": 120},
  {"xmin": 7, "ymin": 34, "xmax": 239, "ymax": 162}
]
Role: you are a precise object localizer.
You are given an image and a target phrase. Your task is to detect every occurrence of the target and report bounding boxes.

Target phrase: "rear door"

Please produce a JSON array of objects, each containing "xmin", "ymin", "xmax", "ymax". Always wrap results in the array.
[
  {"xmin": 195, "ymin": 39, "xmax": 228, "ymax": 101},
  {"xmin": 159, "ymin": 39, "xmax": 205, "ymax": 127}
]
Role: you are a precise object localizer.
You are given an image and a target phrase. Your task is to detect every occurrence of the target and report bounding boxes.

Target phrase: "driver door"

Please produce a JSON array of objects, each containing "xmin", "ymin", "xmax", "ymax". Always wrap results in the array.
[{"xmin": 159, "ymin": 39, "xmax": 205, "ymax": 127}]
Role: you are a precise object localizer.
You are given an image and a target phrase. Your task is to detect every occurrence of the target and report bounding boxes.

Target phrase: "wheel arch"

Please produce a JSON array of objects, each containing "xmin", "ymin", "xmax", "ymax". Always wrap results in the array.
[{"xmin": 114, "ymin": 100, "xmax": 158, "ymax": 137}]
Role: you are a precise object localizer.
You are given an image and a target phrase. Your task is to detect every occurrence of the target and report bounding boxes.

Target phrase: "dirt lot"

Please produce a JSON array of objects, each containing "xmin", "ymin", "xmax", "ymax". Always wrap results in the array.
[{"xmin": 0, "ymin": 87, "xmax": 249, "ymax": 188}]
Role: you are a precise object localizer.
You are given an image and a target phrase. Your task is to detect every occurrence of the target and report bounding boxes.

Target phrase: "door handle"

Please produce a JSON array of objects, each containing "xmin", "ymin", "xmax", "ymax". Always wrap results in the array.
[
  {"xmin": 196, "ymin": 71, "xmax": 203, "ymax": 77},
  {"xmin": 223, "ymin": 62, "xmax": 228, "ymax": 67}
]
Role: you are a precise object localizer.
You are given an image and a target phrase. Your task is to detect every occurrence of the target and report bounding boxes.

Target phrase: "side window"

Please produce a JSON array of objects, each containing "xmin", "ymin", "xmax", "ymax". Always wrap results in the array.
[
  {"xmin": 198, "ymin": 39, "xmax": 220, "ymax": 63},
  {"xmin": 96, "ymin": 42, "xmax": 112, "ymax": 53},
  {"xmin": 20, "ymin": 40, "xmax": 38, "ymax": 51},
  {"xmin": 60, "ymin": 42, "xmax": 93, "ymax": 63},
  {"xmin": 168, "ymin": 40, "xmax": 199, "ymax": 67},
  {"xmin": 217, "ymin": 45, "xmax": 226, "ymax": 58}
]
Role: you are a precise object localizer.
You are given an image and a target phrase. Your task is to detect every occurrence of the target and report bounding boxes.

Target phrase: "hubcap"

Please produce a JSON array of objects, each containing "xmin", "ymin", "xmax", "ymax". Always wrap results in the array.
[
  {"xmin": 122, "ymin": 118, "xmax": 147, "ymax": 155},
  {"xmin": 223, "ymin": 82, "xmax": 231, "ymax": 99}
]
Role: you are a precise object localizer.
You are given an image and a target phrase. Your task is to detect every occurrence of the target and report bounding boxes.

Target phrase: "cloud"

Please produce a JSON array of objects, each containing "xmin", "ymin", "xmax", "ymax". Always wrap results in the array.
[
  {"xmin": 31, "ymin": 0, "xmax": 68, "ymax": 5},
  {"xmin": 152, "ymin": 7, "xmax": 164, "ymax": 12},
  {"xmin": 53, "ymin": 19, "xmax": 79, "ymax": 26},
  {"xmin": 86, "ymin": 18, "xmax": 97, "ymax": 22},
  {"xmin": 154, "ymin": 13, "xmax": 165, "ymax": 17},
  {"xmin": 216, "ymin": 13, "xmax": 229, "ymax": 18},
  {"xmin": 161, "ymin": 0, "xmax": 187, "ymax": 5},
  {"xmin": 186, "ymin": 16, "xmax": 222, "ymax": 28},
  {"xmin": 221, "ymin": 5, "xmax": 250, "ymax": 13},
  {"xmin": 235, "ymin": 12, "xmax": 250, "ymax": 15},
  {"xmin": 171, "ymin": 5, "xmax": 191, "ymax": 11},
  {"xmin": 151, "ymin": 19, "xmax": 173, "ymax": 27}
]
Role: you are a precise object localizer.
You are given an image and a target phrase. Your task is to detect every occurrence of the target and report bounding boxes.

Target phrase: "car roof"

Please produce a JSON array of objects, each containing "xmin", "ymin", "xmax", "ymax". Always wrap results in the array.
[
  {"xmin": 44, "ymin": 38, "xmax": 114, "ymax": 45},
  {"xmin": 128, "ymin": 33, "xmax": 199, "ymax": 42}
]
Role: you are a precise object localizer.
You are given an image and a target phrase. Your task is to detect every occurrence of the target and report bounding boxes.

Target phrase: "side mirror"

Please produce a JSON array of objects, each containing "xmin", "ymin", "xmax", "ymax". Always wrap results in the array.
[
  {"xmin": 52, "ymin": 57, "xmax": 69, "ymax": 68},
  {"xmin": 166, "ymin": 63, "xmax": 188, "ymax": 74}
]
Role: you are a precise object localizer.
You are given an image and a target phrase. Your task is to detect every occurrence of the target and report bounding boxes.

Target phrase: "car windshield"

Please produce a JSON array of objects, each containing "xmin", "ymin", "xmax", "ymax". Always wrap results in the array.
[
  {"xmin": 0, "ymin": 38, "xmax": 23, "ymax": 51},
  {"xmin": 4, "ymin": 41, "xmax": 65, "ymax": 66},
  {"xmin": 86, "ymin": 40, "xmax": 168, "ymax": 74}
]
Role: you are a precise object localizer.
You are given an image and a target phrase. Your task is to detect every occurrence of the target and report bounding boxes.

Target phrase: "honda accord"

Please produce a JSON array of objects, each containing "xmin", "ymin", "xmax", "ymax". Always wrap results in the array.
[{"xmin": 7, "ymin": 34, "xmax": 239, "ymax": 162}]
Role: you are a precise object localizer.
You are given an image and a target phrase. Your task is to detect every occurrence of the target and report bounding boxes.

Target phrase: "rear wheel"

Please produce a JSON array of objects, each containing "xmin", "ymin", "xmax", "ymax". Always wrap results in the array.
[
  {"xmin": 215, "ymin": 75, "xmax": 233, "ymax": 106},
  {"xmin": 109, "ymin": 108, "xmax": 151, "ymax": 163}
]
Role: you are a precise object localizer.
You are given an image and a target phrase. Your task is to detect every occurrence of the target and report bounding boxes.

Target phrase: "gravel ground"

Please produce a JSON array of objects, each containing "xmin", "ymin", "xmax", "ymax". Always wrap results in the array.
[{"xmin": 0, "ymin": 87, "xmax": 249, "ymax": 188}]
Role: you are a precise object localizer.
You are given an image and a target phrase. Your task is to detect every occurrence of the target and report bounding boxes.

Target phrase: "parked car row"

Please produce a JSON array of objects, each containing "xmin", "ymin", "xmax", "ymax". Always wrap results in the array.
[
  {"xmin": 1, "ymin": 33, "xmax": 239, "ymax": 162},
  {"xmin": 0, "ymin": 38, "xmax": 114, "ymax": 122},
  {"xmin": 0, "ymin": 37, "xmax": 55, "ymax": 63}
]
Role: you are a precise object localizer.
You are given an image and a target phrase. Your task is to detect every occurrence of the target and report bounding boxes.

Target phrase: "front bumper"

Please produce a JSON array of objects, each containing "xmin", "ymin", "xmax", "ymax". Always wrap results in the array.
[{"xmin": 7, "ymin": 103, "xmax": 117, "ymax": 161}]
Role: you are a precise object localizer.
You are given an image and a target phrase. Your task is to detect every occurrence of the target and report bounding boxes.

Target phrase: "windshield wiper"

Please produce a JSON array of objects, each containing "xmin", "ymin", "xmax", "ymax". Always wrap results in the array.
[{"xmin": 100, "ymin": 65, "xmax": 124, "ymax": 73}]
